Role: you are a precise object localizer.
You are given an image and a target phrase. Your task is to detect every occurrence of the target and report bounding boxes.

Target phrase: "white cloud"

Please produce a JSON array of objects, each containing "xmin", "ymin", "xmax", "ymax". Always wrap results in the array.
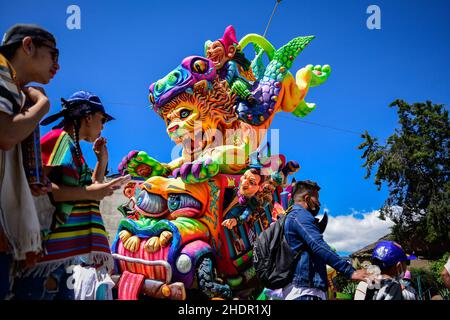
[{"xmin": 321, "ymin": 210, "xmax": 395, "ymax": 254}]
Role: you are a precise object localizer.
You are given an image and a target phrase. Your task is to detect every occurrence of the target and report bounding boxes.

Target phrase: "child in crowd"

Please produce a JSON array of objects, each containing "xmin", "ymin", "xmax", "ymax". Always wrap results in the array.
[
  {"xmin": 354, "ymin": 241, "xmax": 417, "ymax": 300},
  {"xmin": 13, "ymin": 91, "xmax": 127, "ymax": 300}
]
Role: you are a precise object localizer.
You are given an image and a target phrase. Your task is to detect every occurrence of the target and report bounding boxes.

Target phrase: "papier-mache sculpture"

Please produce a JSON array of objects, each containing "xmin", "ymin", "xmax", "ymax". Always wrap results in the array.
[{"xmin": 112, "ymin": 25, "xmax": 330, "ymax": 300}]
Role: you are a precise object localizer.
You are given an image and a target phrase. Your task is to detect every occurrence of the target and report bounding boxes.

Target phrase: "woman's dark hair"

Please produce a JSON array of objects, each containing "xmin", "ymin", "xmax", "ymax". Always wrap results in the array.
[
  {"xmin": 65, "ymin": 111, "xmax": 96, "ymax": 166},
  {"xmin": 66, "ymin": 111, "xmax": 110, "ymax": 176},
  {"xmin": 293, "ymin": 180, "xmax": 321, "ymax": 198},
  {"xmin": 2, "ymin": 38, "xmax": 48, "ymax": 61},
  {"xmin": 71, "ymin": 118, "xmax": 83, "ymax": 166},
  {"xmin": 1, "ymin": 42, "xmax": 22, "ymax": 60}
]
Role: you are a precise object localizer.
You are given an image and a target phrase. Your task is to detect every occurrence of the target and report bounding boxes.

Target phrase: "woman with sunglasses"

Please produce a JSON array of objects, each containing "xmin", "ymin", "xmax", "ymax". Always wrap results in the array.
[{"xmin": 13, "ymin": 91, "xmax": 128, "ymax": 300}]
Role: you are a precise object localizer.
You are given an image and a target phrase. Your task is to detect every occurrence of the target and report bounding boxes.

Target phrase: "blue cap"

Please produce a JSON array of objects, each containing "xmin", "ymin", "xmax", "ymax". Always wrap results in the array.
[
  {"xmin": 372, "ymin": 241, "xmax": 417, "ymax": 269},
  {"xmin": 41, "ymin": 90, "xmax": 114, "ymax": 128}
]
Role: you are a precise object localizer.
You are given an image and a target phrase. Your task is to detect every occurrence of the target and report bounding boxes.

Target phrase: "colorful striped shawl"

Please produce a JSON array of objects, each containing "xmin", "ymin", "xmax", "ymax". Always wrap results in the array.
[{"xmin": 29, "ymin": 129, "xmax": 113, "ymax": 276}]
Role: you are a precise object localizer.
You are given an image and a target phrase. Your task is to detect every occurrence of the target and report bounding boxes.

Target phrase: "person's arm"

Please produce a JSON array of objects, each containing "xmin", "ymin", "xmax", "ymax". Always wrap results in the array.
[
  {"xmin": 0, "ymin": 87, "xmax": 49, "ymax": 150},
  {"xmin": 92, "ymin": 159, "xmax": 108, "ymax": 184},
  {"xmin": 92, "ymin": 137, "xmax": 108, "ymax": 183},
  {"xmin": 222, "ymin": 205, "xmax": 244, "ymax": 229},
  {"xmin": 50, "ymin": 183, "xmax": 94, "ymax": 201},
  {"xmin": 441, "ymin": 260, "xmax": 450, "ymax": 290},
  {"xmin": 294, "ymin": 215, "xmax": 355, "ymax": 278},
  {"xmin": 50, "ymin": 176, "xmax": 128, "ymax": 202}
]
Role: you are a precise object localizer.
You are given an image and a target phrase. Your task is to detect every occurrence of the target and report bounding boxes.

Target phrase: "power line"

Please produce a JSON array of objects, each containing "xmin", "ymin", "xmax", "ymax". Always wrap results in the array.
[
  {"xmin": 278, "ymin": 113, "xmax": 362, "ymax": 136},
  {"xmin": 104, "ymin": 101, "xmax": 148, "ymax": 107},
  {"xmin": 102, "ymin": 100, "xmax": 362, "ymax": 136},
  {"xmin": 263, "ymin": 0, "xmax": 282, "ymax": 38}
]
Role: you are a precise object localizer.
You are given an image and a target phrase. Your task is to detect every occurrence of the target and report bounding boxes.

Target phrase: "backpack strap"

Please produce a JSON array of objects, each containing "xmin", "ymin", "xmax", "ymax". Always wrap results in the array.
[{"xmin": 365, "ymin": 287, "xmax": 376, "ymax": 300}]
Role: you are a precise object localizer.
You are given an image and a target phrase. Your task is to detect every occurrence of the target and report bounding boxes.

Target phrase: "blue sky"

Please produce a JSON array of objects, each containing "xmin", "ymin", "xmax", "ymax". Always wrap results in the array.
[{"xmin": 2, "ymin": 0, "xmax": 449, "ymax": 253}]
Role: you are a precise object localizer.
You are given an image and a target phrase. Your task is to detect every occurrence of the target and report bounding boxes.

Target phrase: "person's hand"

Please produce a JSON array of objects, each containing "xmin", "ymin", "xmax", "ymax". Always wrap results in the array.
[
  {"xmin": 22, "ymin": 86, "xmax": 50, "ymax": 111},
  {"xmin": 0, "ymin": 231, "xmax": 9, "ymax": 252},
  {"xmin": 45, "ymin": 275, "xmax": 58, "ymax": 291},
  {"xmin": 30, "ymin": 176, "xmax": 52, "ymax": 196},
  {"xmin": 23, "ymin": 251, "xmax": 42, "ymax": 269},
  {"xmin": 351, "ymin": 269, "xmax": 370, "ymax": 282},
  {"xmin": 93, "ymin": 137, "xmax": 108, "ymax": 162},
  {"xmin": 222, "ymin": 218, "xmax": 238, "ymax": 230},
  {"xmin": 86, "ymin": 176, "xmax": 129, "ymax": 201}
]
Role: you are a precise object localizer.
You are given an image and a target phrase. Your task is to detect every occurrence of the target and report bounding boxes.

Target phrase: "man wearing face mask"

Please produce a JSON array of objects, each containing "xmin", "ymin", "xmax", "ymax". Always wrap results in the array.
[{"xmin": 281, "ymin": 180, "xmax": 368, "ymax": 300}]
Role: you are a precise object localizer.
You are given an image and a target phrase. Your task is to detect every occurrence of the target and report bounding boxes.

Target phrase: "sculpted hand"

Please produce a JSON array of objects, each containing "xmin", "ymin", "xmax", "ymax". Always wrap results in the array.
[
  {"xmin": 305, "ymin": 64, "xmax": 331, "ymax": 87},
  {"xmin": 172, "ymin": 158, "xmax": 219, "ymax": 183},
  {"xmin": 118, "ymin": 150, "xmax": 169, "ymax": 179},
  {"xmin": 221, "ymin": 218, "xmax": 238, "ymax": 230}
]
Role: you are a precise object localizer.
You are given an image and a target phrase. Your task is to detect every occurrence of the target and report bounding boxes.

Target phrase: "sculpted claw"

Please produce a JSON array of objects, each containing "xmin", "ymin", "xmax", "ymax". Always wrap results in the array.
[
  {"xmin": 144, "ymin": 236, "xmax": 160, "ymax": 253},
  {"xmin": 159, "ymin": 231, "xmax": 173, "ymax": 247}
]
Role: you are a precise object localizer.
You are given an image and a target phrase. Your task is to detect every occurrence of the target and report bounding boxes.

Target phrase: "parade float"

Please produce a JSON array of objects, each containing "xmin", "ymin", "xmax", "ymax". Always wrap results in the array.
[{"xmin": 111, "ymin": 25, "xmax": 331, "ymax": 300}]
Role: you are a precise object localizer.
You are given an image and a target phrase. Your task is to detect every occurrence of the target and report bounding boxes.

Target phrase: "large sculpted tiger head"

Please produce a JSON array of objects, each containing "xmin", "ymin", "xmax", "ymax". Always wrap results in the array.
[{"xmin": 149, "ymin": 56, "xmax": 246, "ymax": 160}]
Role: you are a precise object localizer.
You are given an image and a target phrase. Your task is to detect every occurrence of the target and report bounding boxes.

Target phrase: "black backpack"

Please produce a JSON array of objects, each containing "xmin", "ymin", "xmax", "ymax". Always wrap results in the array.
[{"xmin": 253, "ymin": 208, "xmax": 302, "ymax": 289}]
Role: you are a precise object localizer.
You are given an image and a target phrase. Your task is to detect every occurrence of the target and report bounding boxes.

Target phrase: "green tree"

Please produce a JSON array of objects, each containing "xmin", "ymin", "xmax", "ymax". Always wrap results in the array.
[
  {"xmin": 410, "ymin": 267, "xmax": 439, "ymax": 299},
  {"xmin": 358, "ymin": 100, "xmax": 449, "ymax": 253}
]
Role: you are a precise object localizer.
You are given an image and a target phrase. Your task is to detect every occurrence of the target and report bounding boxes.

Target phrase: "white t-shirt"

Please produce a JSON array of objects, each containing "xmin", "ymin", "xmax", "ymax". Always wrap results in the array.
[
  {"xmin": 70, "ymin": 265, "xmax": 115, "ymax": 300},
  {"xmin": 281, "ymin": 283, "xmax": 327, "ymax": 300},
  {"xmin": 0, "ymin": 54, "xmax": 42, "ymax": 260},
  {"xmin": 354, "ymin": 278, "xmax": 402, "ymax": 300},
  {"xmin": 445, "ymin": 257, "xmax": 450, "ymax": 273}
]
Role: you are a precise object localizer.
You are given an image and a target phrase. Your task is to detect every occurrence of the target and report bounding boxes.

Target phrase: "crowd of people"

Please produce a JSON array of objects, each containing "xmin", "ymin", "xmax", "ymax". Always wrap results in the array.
[
  {"xmin": 0, "ymin": 23, "xmax": 448, "ymax": 301},
  {"xmin": 0, "ymin": 24, "xmax": 126, "ymax": 300}
]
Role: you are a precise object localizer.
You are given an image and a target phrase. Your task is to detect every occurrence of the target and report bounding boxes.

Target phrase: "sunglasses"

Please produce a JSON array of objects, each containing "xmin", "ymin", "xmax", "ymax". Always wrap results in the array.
[{"xmin": 39, "ymin": 42, "xmax": 59, "ymax": 63}]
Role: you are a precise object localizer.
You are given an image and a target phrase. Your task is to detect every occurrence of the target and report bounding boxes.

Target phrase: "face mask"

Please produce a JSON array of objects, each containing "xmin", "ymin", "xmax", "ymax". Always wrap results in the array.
[
  {"xmin": 400, "ymin": 279, "xmax": 410, "ymax": 287},
  {"xmin": 307, "ymin": 198, "xmax": 320, "ymax": 216}
]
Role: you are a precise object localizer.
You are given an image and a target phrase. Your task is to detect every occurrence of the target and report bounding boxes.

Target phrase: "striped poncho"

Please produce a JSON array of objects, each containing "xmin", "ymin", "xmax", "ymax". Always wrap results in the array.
[{"xmin": 28, "ymin": 129, "xmax": 113, "ymax": 277}]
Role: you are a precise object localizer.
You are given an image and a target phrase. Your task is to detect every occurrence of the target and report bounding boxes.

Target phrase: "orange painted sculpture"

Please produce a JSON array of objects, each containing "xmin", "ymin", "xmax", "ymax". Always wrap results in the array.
[{"xmin": 112, "ymin": 25, "xmax": 330, "ymax": 299}]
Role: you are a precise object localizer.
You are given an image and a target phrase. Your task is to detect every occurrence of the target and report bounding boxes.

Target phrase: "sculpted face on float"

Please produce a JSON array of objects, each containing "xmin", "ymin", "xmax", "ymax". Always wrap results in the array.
[
  {"xmin": 206, "ymin": 40, "xmax": 235, "ymax": 69},
  {"xmin": 239, "ymin": 169, "xmax": 262, "ymax": 198}
]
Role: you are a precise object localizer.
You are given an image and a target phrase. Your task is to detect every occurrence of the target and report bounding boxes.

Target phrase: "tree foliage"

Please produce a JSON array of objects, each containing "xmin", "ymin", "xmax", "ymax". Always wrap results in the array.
[
  {"xmin": 358, "ymin": 100, "xmax": 449, "ymax": 252},
  {"xmin": 430, "ymin": 252, "xmax": 450, "ymax": 286},
  {"xmin": 410, "ymin": 267, "xmax": 440, "ymax": 299}
]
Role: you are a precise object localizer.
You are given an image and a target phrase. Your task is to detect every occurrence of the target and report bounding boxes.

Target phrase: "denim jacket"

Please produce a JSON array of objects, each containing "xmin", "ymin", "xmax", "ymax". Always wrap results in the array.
[{"xmin": 285, "ymin": 205, "xmax": 355, "ymax": 291}]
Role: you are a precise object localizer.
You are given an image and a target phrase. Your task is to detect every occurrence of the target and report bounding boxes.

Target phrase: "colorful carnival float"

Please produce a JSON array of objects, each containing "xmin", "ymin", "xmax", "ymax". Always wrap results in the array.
[{"xmin": 112, "ymin": 25, "xmax": 331, "ymax": 300}]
